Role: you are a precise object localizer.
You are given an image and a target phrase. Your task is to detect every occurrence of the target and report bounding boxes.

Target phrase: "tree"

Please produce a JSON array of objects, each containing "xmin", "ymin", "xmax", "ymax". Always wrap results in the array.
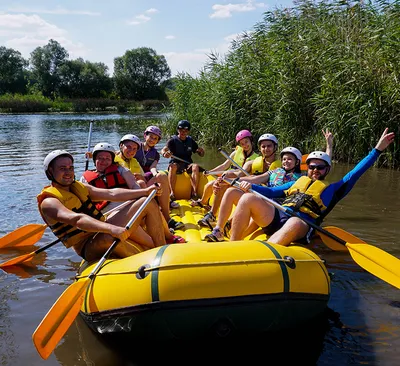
[
  {"xmin": 59, "ymin": 58, "xmax": 112, "ymax": 98},
  {"xmin": 0, "ymin": 46, "xmax": 28, "ymax": 95},
  {"xmin": 113, "ymin": 47, "xmax": 171, "ymax": 100},
  {"xmin": 29, "ymin": 39, "xmax": 69, "ymax": 98}
]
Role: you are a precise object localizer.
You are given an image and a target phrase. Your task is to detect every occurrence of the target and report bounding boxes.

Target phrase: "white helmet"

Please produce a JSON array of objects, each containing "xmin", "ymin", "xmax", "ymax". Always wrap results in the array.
[
  {"xmin": 280, "ymin": 147, "xmax": 302, "ymax": 161},
  {"xmin": 306, "ymin": 151, "xmax": 331, "ymax": 167},
  {"xmin": 43, "ymin": 150, "xmax": 73, "ymax": 179},
  {"xmin": 92, "ymin": 142, "xmax": 115, "ymax": 161},
  {"xmin": 120, "ymin": 134, "xmax": 141, "ymax": 147},
  {"xmin": 258, "ymin": 133, "xmax": 278, "ymax": 145}
]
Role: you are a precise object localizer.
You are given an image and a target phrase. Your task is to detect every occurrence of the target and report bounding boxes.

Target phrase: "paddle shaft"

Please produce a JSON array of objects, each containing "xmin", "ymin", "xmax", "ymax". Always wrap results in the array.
[
  {"xmin": 169, "ymin": 154, "xmax": 207, "ymax": 171},
  {"xmin": 85, "ymin": 120, "xmax": 94, "ymax": 171},
  {"xmin": 32, "ymin": 190, "xmax": 157, "ymax": 359},
  {"xmin": 88, "ymin": 190, "xmax": 156, "ymax": 279},
  {"xmin": 218, "ymin": 148, "xmax": 251, "ymax": 176}
]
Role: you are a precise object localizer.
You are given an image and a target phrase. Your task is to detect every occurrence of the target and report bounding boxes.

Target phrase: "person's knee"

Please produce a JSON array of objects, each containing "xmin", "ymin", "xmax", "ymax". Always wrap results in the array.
[
  {"xmin": 192, "ymin": 164, "xmax": 199, "ymax": 173},
  {"xmin": 157, "ymin": 173, "xmax": 168, "ymax": 183},
  {"xmin": 169, "ymin": 163, "xmax": 178, "ymax": 173}
]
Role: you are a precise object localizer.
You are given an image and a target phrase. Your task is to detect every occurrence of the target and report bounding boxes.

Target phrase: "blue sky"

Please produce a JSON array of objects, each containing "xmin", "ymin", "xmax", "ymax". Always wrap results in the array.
[{"xmin": 0, "ymin": 0, "xmax": 294, "ymax": 77}]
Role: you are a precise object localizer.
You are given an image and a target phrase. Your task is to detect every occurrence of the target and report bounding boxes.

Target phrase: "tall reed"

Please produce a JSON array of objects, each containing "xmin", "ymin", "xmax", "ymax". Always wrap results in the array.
[{"xmin": 168, "ymin": 0, "xmax": 400, "ymax": 168}]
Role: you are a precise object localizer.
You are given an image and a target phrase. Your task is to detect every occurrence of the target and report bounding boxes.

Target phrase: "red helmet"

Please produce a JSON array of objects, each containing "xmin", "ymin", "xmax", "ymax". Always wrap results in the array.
[
  {"xmin": 235, "ymin": 130, "xmax": 252, "ymax": 142},
  {"xmin": 144, "ymin": 125, "xmax": 162, "ymax": 140}
]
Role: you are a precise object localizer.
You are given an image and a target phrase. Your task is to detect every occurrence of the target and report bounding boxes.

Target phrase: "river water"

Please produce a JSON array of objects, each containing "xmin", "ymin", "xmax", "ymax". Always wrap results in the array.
[{"xmin": 0, "ymin": 114, "xmax": 399, "ymax": 365}]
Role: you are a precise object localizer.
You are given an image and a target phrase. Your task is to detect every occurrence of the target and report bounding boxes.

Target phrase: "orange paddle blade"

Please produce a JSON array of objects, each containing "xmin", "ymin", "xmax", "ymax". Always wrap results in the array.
[
  {"xmin": 0, "ymin": 224, "xmax": 47, "ymax": 248},
  {"xmin": 300, "ymin": 154, "xmax": 309, "ymax": 172},
  {"xmin": 319, "ymin": 226, "xmax": 367, "ymax": 252},
  {"xmin": 324, "ymin": 226, "xmax": 366, "ymax": 244},
  {"xmin": 32, "ymin": 279, "xmax": 90, "ymax": 360},
  {"xmin": 0, "ymin": 252, "xmax": 35, "ymax": 268}
]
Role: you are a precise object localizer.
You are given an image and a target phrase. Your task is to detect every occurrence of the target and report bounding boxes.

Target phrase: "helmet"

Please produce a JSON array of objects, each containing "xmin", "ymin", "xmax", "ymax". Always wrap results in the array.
[
  {"xmin": 43, "ymin": 150, "xmax": 73, "ymax": 179},
  {"xmin": 144, "ymin": 125, "xmax": 162, "ymax": 140},
  {"xmin": 258, "ymin": 133, "xmax": 278, "ymax": 145},
  {"xmin": 92, "ymin": 142, "xmax": 115, "ymax": 162},
  {"xmin": 306, "ymin": 151, "xmax": 332, "ymax": 167},
  {"xmin": 280, "ymin": 146, "xmax": 302, "ymax": 161},
  {"xmin": 177, "ymin": 120, "xmax": 191, "ymax": 130},
  {"xmin": 120, "ymin": 134, "xmax": 141, "ymax": 147},
  {"xmin": 235, "ymin": 130, "xmax": 252, "ymax": 142}
]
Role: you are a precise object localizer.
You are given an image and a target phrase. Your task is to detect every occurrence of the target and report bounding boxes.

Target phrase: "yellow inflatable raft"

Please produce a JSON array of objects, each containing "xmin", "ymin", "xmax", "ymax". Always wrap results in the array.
[{"xmin": 77, "ymin": 173, "xmax": 330, "ymax": 340}]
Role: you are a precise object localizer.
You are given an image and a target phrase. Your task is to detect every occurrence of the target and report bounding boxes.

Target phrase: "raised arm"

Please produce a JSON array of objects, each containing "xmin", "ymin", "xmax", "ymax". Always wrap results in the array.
[{"xmin": 322, "ymin": 128, "xmax": 334, "ymax": 159}]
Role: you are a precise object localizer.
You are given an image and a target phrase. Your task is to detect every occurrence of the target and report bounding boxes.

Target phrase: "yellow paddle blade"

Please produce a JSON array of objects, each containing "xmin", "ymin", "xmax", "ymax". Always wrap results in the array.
[
  {"xmin": 0, "ymin": 224, "xmax": 47, "ymax": 248},
  {"xmin": 0, "ymin": 252, "xmax": 35, "ymax": 268},
  {"xmin": 348, "ymin": 243, "xmax": 400, "ymax": 289},
  {"xmin": 32, "ymin": 278, "xmax": 90, "ymax": 359}
]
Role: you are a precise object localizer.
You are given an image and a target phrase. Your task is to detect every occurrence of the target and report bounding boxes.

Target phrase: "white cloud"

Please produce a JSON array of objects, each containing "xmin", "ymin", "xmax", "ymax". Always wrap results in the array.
[
  {"xmin": 145, "ymin": 8, "xmax": 158, "ymax": 14},
  {"xmin": 210, "ymin": 1, "xmax": 266, "ymax": 19},
  {"xmin": 127, "ymin": 14, "xmax": 151, "ymax": 25},
  {"xmin": 0, "ymin": 14, "xmax": 86, "ymax": 59},
  {"xmin": 165, "ymin": 35, "xmax": 175, "ymax": 40},
  {"xmin": 7, "ymin": 6, "xmax": 100, "ymax": 16}
]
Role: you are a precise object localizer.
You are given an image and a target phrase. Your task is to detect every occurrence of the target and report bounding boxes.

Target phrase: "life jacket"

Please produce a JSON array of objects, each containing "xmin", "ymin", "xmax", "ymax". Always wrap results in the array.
[
  {"xmin": 268, "ymin": 168, "xmax": 302, "ymax": 187},
  {"xmin": 251, "ymin": 156, "xmax": 281, "ymax": 175},
  {"xmin": 37, "ymin": 181, "xmax": 104, "ymax": 249},
  {"xmin": 82, "ymin": 164, "xmax": 128, "ymax": 210},
  {"xmin": 283, "ymin": 176, "xmax": 329, "ymax": 219},
  {"xmin": 114, "ymin": 154, "xmax": 144, "ymax": 175},
  {"xmin": 232, "ymin": 146, "xmax": 258, "ymax": 169}
]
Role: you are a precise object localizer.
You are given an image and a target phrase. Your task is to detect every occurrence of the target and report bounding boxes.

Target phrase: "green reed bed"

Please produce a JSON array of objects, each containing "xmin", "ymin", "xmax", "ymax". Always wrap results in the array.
[{"xmin": 168, "ymin": 0, "xmax": 400, "ymax": 168}]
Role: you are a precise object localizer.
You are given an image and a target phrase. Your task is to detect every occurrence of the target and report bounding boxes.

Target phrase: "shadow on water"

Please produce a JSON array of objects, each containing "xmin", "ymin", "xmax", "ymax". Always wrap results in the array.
[{"xmin": 54, "ymin": 309, "xmax": 342, "ymax": 366}]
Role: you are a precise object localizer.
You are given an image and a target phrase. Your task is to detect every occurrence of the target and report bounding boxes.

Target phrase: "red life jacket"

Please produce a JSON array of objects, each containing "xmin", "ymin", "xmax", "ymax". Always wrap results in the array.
[{"xmin": 82, "ymin": 164, "xmax": 128, "ymax": 210}]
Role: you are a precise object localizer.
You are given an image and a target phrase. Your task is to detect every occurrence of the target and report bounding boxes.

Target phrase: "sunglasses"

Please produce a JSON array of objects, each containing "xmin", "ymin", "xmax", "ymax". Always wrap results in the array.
[
  {"xmin": 308, "ymin": 164, "xmax": 327, "ymax": 171},
  {"xmin": 178, "ymin": 127, "xmax": 190, "ymax": 130}
]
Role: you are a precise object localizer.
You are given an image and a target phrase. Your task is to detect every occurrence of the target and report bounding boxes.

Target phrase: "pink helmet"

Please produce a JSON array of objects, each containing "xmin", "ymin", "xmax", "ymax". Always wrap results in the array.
[
  {"xmin": 144, "ymin": 125, "xmax": 162, "ymax": 140},
  {"xmin": 235, "ymin": 130, "xmax": 252, "ymax": 143}
]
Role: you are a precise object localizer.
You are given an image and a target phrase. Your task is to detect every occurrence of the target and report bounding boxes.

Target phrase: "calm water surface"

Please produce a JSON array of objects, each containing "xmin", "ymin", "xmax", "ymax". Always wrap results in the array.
[{"xmin": 0, "ymin": 114, "xmax": 399, "ymax": 365}]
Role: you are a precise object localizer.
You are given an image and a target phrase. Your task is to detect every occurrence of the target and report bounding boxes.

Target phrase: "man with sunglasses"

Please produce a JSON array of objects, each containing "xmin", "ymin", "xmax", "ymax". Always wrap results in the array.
[
  {"xmin": 229, "ymin": 128, "xmax": 395, "ymax": 246},
  {"xmin": 161, "ymin": 120, "xmax": 205, "ymax": 200}
]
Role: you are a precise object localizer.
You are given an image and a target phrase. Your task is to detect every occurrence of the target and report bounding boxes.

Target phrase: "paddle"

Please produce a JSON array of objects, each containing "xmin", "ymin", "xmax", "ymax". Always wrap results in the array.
[
  {"xmin": 0, "ymin": 224, "xmax": 47, "ymax": 249},
  {"xmin": 32, "ymin": 190, "xmax": 156, "ymax": 360},
  {"xmin": 224, "ymin": 177, "xmax": 400, "ymax": 289},
  {"xmin": 218, "ymin": 148, "xmax": 251, "ymax": 176},
  {"xmin": 317, "ymin": 226, "xmax": 366, "ymax": 252},
  {"xmin": 0, "ymin": 200, "xmax": 134, "ymax": 268},
  {"xmin": 85, "ymin": 120, "xmax": 94, "ymax": 171}
]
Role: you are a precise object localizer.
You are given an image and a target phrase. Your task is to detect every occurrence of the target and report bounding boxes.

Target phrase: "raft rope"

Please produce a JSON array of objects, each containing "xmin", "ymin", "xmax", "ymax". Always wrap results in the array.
[{"xmin": 75, "ymin": 257, "xmax": 325, "ymax": 279}]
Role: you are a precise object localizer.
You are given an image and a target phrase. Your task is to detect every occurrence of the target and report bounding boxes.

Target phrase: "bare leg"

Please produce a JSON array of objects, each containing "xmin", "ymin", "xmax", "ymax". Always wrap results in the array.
[
  {"xmin": 268, "ymin": 217, "xmax": 309, "ymax": 246},
  {"xmin": 147, "ymin": 173, "xmax": 171, "ymax": 222},
  {"xmin": 215, "ymin": 187, "xmax": 244, "ymax": 229},
  {"xmin": 210, "ymin": 183, "xmax": 230, "ymax": 216},
  {"xmin": 168, "ymin": 163, "xmax": 178, "ymax": 197},
  {"xmin": 190, "ymin": 164, "xmax": 200, "ymax": 196},
  {"xmin": 198, "ymin": 180, "xmax": 214, "ymax": 205},
  {"xmin": 86, "ymin": 198, "xmax": 160, "ymax": 260},
  {"xmin": 242, "ymin": 219, "xmax": 260, "ymax": 238},
  {"xmin": 230, "ymin": 193, "xmax": 275, "ymax": 241}
]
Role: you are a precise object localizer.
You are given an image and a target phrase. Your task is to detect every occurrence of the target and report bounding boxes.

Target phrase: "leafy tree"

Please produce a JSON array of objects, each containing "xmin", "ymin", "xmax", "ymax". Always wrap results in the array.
[
  {"xmin": 59, "ymin": 58, "xmax": 112, "ymax": 98},
  {"xmin": 29, "ymin": 39, "xmax": 69, "ymax": 98},
  {"xmin": 113, "ymin": 47, "xmax": 171, "ymax": 100},
  {"xmin": 0, "ymin": 46, "xmax": 28, "ymax": 95}
]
